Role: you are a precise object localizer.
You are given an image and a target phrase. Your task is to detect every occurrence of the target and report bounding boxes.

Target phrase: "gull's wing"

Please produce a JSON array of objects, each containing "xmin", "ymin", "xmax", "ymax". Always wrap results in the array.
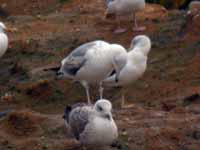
[
  {"xmin": 70, "ymin": 41, "xmax": 97, "ymax": 57},
  {"xmin": 62, "ymin": 56, "xmax": 87, "ymax": 76},
  {"xmin": 69, "ymin": 106, "xmax": 93, "ymax": 140},
  {"xmin": 63, "ymin": 103, "xmax": 87, "ymax": 123},
  {"xmin": 61, "ymin": 41, "xmax": 108, "ymax": 76},
  {"xmin": 103, "ymin": 52, "xmax": 127, "ymax": 86}
]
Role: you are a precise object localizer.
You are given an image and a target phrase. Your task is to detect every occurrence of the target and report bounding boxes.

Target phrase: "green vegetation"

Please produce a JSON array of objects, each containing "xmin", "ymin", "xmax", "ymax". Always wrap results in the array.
[
  {"xmin": 146, "ymin": 0, "xmax": 188, "ymax": 9},
  {"xmin": 59, "ymin": 0, "xmax": 70, "ymax": 4}
]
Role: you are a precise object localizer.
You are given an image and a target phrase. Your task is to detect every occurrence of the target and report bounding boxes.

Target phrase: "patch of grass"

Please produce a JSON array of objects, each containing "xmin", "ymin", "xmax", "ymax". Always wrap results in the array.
[{"xmin": 146, "ymin": 0, "xmax": 187, "ymax": 9}]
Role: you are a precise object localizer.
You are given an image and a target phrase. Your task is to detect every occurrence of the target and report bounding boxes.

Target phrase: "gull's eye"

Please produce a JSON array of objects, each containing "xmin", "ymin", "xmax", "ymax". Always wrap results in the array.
[{"xmin": 97, "ymin": 105, "xmax": 103, "ymax": 112}]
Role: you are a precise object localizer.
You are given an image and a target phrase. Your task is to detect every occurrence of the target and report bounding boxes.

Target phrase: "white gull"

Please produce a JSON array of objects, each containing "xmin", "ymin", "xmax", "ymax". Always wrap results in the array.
[
  {"xmin": 57, "ymin": 40, "xmax": 127, "ymax": 104},
  {"xmin": 103, "ymin": 35, "xmax": 151, "ymax": 108}
]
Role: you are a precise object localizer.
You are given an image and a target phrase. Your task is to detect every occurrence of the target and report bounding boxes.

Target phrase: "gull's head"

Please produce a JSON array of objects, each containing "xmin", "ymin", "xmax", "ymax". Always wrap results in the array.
[
  {"xmin": 0, "ymin": 22, "xmax": 7, "ymax": 31},
  {"xmin": 130, "ymin": 35, "xmax": 151, "ymax": 55},
  {"xmin": 56, "ymin": 58, "xmax": 70, "ymax": 79},
  {"xmin": 94, "ymin": 99, "xmax": 113, "ymax": 120},
  {"xmin": 56, "ymin": 60, "xmax": 65, "ymax": 78}
]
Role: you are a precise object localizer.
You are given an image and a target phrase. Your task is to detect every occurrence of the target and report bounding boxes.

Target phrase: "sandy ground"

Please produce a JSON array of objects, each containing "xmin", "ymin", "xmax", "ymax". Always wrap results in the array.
[{"xmin": 0, "ymin": 0, "xmax": 200, "ymax": 150}]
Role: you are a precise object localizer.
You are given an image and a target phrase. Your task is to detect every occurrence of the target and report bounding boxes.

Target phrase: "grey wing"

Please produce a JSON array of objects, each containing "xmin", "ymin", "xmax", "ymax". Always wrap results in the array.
[
  {"xmin": 62, "ymin": 41, "xmax": 100, "ymax": 76},
  {"xmin": 62, "ymin": 56, "xmax": 87, "ymax": 76},
  {"xmin": 63, "ymin": 103, "xmax": 87, "ymax": 123},
  {"xmin": 69, "ymin": 106, "xmax": 92, "ymax": 140},
  {"xmin": 70, "ymin": 40, "xmax": 109, "ymax": 57},
  {"xmin": 70, "ymin": 41, "xmax": 97, "ymax": 57}
]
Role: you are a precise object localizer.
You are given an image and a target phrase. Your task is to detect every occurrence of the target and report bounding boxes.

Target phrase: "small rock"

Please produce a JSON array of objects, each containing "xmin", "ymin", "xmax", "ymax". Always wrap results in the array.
[
  {"xmin": 0, "ymin": 109, "xmax": 12, "ymax": 119},
  {"xmin": 183, "ymin": 93, "xmax": 200, "ymax": 106},
  {"xmin": 1, "ymin": 93, "xmax": 15, "ymax": 103},
  {"xmin": 187, "ymin": 1, "xmax": 200, "ymax": 25},
  {"xmin": 75, "ymin": 28, "xmax": 81, "ymax": 32},
  {"xmin": 121, "ymin": 130, "xmax": 127, "ymax": 136},
  {"xmin": 192, "ymin": 130, "xmax": 200, "ymax": 140},
  {"xmin": 1, "ymin": 3, "xmax": 7, "ymax": 8},
  {"xmin": 111, "ymin": 140, "xmax": 122, "ymax": 149},
  {"xmin": 162, "ymin": 102, "xmax": 176, "ymax": 111},
  {"xmin": 189, "ymin": 1, "xmax": 200, "ymax": 12},
  {"xmin": 7, "ymin": 27, "xmax": 18, "ymax": 33},
  {"xmin": 10, "ymin": 63, "xmax": 24, "ymax": 74},
  {"xmin": 193, "ymin": 14, "xmax": 200, "ymax": 27},
  {"xmin": 36, "ymin": 15, "xmax": 41, "ymax": 19}
]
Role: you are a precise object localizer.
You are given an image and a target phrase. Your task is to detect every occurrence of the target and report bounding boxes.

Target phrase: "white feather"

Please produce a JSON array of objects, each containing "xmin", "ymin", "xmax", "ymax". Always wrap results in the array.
[{"xmin": 0, "ymin": 31, "xmax": 8, "ymax": 58}]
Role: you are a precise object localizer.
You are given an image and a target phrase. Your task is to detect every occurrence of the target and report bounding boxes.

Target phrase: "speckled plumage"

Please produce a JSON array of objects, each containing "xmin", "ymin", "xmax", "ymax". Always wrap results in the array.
[{"xmin": 63, "ymin": 99, "xmax": 118, "ymax": 146}]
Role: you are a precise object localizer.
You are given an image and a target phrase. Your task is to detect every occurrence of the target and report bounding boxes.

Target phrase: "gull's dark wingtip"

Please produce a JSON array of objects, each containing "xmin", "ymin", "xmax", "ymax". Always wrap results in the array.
[{"xmin": 63, "ymin": 105, "xmax": 72, "ymax": 122}]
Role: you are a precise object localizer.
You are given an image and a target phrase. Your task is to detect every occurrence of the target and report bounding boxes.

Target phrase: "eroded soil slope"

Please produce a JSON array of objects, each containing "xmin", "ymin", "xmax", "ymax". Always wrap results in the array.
[{"xmin": 0, "ymin": 0, "xmax": 200, "ymax": 150}]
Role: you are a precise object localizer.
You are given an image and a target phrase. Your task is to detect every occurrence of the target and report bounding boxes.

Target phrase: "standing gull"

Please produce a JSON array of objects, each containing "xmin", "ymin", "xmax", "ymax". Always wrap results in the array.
[
  {"xmin": 57, "ymin": 40, "xmax": 127, "ymax": 104},
  {"xmin": 0, "ymin": 22, "xmax": 8, "ymax": 58},
  {"xmin": 105, "ymin": 0, "xmax": 146, "ymax": 34},
  {"xmin": 63, "ymin": 99, "xmax": 118, "ymax": 146},
  {"xmin": 103, "ymin": 35, "xmax": 151, "ymax": 108}
]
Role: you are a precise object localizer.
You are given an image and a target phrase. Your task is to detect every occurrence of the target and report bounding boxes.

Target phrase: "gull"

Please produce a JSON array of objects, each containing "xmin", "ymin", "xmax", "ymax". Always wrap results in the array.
[
  {"xmin": 57, "ymin": 40, "xmax": 127, "ymax": 104},
  {"xmin": 0, "ymin": 22, "xmax": 8, "ymax": 58},
  {"xmin": 105, "ymin": 0, "xmax": 146, "ymax": 34},
  {"xmin": 63, "ymin": 99, "xmax": 118, "ymax": 146},
  {"xmin": 103, "ymin": 35, "xmax": 151, "ymax": 108}
]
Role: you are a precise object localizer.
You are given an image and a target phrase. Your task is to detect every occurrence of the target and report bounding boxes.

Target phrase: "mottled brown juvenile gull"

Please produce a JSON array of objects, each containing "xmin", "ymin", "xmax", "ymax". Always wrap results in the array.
[
  {"xmin": 63, "ymin": 99, "xmax": 118, "ymax": 146},
  {"xmin": 57, "ymin": 40, "xmax": 127, "ymax": 104},
  {"xmin": 103, "ymin": 35, "xmax": 151, "ymax": 108}
]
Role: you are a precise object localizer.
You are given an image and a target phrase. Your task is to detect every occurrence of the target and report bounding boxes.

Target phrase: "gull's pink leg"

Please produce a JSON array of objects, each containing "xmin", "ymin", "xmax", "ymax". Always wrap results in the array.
[
  {"xmin": 132, "ymin": 12, "xmax": 146, "ymax": 32},
  {"xmin": 79, "ymin": 0, "xmax": 84, "ymax": 10},
  {"xmin": 114, "ymin": 15, "xmax": 127, "ymax": 34},
  {"xmin": 121, "ymin": 88, "xmax": 135, "ymax": 109}
]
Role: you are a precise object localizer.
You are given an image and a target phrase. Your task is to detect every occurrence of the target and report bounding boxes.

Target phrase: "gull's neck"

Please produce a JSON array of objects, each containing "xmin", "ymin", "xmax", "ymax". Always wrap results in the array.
[
  {"xmin": 129, "ymin": 45, "xmax": 149, "ymax": 57},
  {"xmin": 128, "ymin": 46, "xmax": 148, "ymax": 64}
]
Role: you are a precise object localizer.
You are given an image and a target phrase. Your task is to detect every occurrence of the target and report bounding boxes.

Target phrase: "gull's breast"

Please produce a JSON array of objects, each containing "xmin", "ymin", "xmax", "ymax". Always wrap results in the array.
[{"xmin": 80, "ymin": 117, "xmax": 118, "ymax": 145}]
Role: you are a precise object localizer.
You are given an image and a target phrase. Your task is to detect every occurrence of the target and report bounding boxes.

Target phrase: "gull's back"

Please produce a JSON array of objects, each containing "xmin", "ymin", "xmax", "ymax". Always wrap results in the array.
[
  {"xmin": 107, "ymin": 0, "xmax": 145, "ymax": 15},
  {"xmin": 68, "ymin": 105, "xmax": 93, "ymax": 140}
]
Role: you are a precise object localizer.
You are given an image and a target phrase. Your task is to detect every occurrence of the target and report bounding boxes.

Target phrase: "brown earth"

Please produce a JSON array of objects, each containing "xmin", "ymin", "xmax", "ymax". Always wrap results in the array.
[{"xmin": 0, "ymin": 0, "xmax": 200, "ymax": 150}]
